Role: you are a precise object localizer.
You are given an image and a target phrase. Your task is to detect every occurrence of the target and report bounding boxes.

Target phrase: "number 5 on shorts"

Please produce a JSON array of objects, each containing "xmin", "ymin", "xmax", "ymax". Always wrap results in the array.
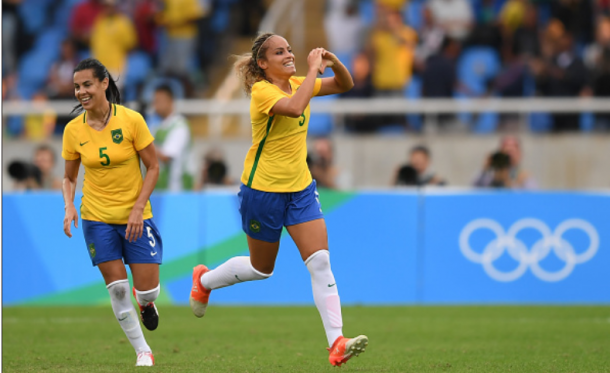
[{"xmin": 146, "ymin": 226, "xmax": 156, "ymax": 247}]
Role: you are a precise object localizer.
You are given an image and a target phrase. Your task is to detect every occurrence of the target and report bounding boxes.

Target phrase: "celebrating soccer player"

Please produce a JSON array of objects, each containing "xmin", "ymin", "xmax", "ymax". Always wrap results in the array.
[
  {"xmin": 62, "ymin": 58, "xmax": 162, "ymax": 367},
  {"xmin": 189, "ymin": 33, "xmax": 369, "ymax": 367}
]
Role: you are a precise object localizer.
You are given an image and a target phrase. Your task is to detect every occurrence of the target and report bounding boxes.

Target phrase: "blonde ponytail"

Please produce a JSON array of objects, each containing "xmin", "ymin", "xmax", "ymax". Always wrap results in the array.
[{"xmin": 233, "ymin": 32, "xmax": 276, "ymax": 96}]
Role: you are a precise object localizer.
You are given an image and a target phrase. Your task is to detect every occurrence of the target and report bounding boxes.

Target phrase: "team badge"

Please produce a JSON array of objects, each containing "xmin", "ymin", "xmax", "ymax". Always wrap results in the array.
[
  {"xmin": 250, "ymin": 219, "xmax": 261, "ymax": 233},
  {"xmin": 111, "ymin": 128, "xmax": 123, "ymax": 144},
  {"xmin": 88, "ymin": 243, "xmax": 96, "ymax": 258}
]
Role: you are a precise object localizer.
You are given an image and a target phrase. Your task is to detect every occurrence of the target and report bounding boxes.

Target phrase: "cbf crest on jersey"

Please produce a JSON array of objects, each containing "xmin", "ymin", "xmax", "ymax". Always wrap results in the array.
[{"xmin": 111, "ymin": 128, "xmax": 123, "ymax": 144}]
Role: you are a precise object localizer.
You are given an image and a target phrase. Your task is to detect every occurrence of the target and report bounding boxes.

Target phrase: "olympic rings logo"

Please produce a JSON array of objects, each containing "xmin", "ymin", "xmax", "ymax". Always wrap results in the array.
[{"xmin": 459, "ymin": 218, "xmax": 599, "ymax": 282}]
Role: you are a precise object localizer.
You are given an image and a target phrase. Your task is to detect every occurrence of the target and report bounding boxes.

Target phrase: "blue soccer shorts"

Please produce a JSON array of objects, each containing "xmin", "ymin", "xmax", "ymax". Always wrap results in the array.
[
  {"xmin": 82, "ymin": 218, "xmax": 163, "ymax": 266},
  {"xmin": 238, "ymin": 180, "xmax": 324, "ymax": 243}
]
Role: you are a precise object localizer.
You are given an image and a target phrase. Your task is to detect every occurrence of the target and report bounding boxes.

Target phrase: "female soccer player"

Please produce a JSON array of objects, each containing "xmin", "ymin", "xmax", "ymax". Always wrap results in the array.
[
  {"xmin": 189, "ymin": 33, "xmax": 368, "ymax": 367},
  {"xmin": 62, "ymin": 58, "xmax": 162, "ymax": 367}
]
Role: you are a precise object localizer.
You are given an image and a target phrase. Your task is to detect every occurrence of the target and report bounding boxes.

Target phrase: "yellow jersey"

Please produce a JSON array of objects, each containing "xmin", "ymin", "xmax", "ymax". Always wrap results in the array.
[
  {"xmin": 62, "ymin": 104, "xmax": 154, "ymax": 224},
  {"xmin": 241, "ymin": 76, "xmax": 322, "ymax": 193}
]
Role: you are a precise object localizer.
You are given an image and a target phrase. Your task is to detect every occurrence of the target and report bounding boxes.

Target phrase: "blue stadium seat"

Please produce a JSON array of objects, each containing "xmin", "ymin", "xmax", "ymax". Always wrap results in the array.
[
  {"xmin": 456, "ymin": 47, "xmax": 501, "ymax": 132},
  {"xmin": 53, "ymin": 0, "xmax": 86, "ymax": 31},
  {"xmin": 308, "ymin": 95, "xmax": 336, "ymax": 136},
  {"xmin": 359, "ymin": 0, "xmax": 375, "ymax": 26},
  {"xmin": 18, "ymin": 0, "xmax": 54, "ymax": 35},
  {"xmin": 405, "ymin": 0, "xmax": 425, "ymax": 31},
  {"xmin": 457, "ymin": 47, "xmax": 501, "ymax": 96},
  {"xmin": 580, "ymin": 113, "xmax": 595, "ymax": 132},
  {"xmin": 123, "ymin": 52, "xmax": 153, "ymax": 101},
  {"xmin": 404, "ymin": 75, "xmax": 423, "ymax": 132}
]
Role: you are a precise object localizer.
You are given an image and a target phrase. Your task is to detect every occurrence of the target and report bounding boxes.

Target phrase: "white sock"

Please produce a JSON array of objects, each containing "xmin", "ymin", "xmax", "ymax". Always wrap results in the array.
[
  {"xmin": 306, "ymin": 250, "xmax": 343, "ymax": 347},
  {"xmin": 135, "ymin": 284, "xmax": 160, "ymax": 306},
  {"xmin": 107, "ymin": 279, "xmax": 151, "ymax": 354},
  {"xmin": 201, "ymin": 256, "xmax": 271, "ymax": 290}
]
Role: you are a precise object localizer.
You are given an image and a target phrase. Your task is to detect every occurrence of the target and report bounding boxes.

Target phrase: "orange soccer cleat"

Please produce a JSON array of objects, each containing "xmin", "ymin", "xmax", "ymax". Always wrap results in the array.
[
  {"xmin": 327, "ymin": 335, "xmax": 369, "ymax": 367},
  {"xmin": 189, "ymin": 265, "xmax": 211, "ymax": 318}
]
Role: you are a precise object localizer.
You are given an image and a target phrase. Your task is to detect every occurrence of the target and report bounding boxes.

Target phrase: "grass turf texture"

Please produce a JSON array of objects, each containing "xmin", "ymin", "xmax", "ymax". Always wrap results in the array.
[{"xmin": 3, "ymin": 306, "xmax": 610, "ymax": 372}]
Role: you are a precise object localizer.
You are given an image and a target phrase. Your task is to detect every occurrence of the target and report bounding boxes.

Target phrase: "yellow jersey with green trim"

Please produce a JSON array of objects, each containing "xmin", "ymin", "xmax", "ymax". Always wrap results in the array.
[
  {"xmin": 62, "ymin": 104, "xmax": 154, "ymax": 224},
  {"xmin": 241, "ymin": 76, "xmax": 322, "ymax": 192}
]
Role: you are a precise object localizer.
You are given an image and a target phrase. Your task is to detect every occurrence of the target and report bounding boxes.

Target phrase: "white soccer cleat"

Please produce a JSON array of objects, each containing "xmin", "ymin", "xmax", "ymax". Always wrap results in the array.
[{"xmin": 135, "ymin": 351, "xmax": 155, "ymax": 366}]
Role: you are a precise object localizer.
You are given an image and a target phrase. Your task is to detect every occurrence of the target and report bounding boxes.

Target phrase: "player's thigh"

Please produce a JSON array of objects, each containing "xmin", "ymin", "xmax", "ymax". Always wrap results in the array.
[
  {"xmin": 285, "ymin": 180, "xmax": 328, "ymax": 261},
  {"xmin": 286, "ymin": 218, "xmax": 329, "ymax": 262},
  {"xmin": 246, "ymin": 235, "xmax": 280, "ymax": 274},
  {"xmin": 118, "ymin": 219, "xmax": 163, "ymax": 266},
  {"xmin": 129, "ymin": 263, "xmax": 160, "ymax": 290}
]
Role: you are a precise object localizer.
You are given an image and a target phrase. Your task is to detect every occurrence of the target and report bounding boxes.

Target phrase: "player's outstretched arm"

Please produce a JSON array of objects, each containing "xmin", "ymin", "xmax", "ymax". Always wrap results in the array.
[
  {"xmin": 317, "ymin": 50, "xmax": 354, "ymax": 96},
  {"xmin": 126, "ymin": 142, "xmax": 160, "ymax": 242},
  {"xmin": 62, "ymin": 159, "xmax": 81, "ymax": 238}
]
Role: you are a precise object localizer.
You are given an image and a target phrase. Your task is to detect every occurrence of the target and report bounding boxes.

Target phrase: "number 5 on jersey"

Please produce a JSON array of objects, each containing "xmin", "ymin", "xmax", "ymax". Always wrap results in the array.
[{"xmin": 99, "ymin": 147, "xmax": 110, "ymax": 166}]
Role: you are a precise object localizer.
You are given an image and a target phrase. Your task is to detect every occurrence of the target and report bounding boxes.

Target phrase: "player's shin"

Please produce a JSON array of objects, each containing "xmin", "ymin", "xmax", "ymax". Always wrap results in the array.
[
  {"xmin": 305, "ymin": 250, "xmax": 343, "ymax": 347},
  {"xmin": 107, "ymin": 279, "xmax": 151, "ymax": 353},
  {"xmin": 201, "ymin": 256, "xmax": 271, "ymax": 290}
]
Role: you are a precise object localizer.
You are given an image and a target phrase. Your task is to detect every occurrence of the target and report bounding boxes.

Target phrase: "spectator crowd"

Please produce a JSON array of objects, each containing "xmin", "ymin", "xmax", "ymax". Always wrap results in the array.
[{"xmin": 326, "ymin": 0, "xmax": 610, "ymax": 133}]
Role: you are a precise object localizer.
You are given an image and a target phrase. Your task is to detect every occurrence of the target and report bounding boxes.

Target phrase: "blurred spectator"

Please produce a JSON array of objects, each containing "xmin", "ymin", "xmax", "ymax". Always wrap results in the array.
[
  {"xmin": 376, "ymin": 0, "xmax": 406, "ymax": 11},
  {"xmin": 324, "ymin": 0, "xmax": 364, "ymax": 64},
  {"xmin": 8, "ymin": 160, "xmax": 42, "ymax": 191},
  {"xmin": 238, "ymin": 0, "xmax": 265, "ymax": 36},
  {"xmin": 341, "ymin": 53, "xmax": 374, "ymax": 132},
  {"xmin": 467, "ymin": 0, "xmax": 503, "ymax": 52},
  {"xmin": 584, "ymin": 17, "xmax": 610, "ymax": 70},
  {"xmin": 156, "ymin": 0, "xmax": 204, "ymax": 86},
  {"xmin": 422, "ymin": 36, "xmax": 460, "ymax": 98},
  {"xmin": 90, "ymin": 0, "xmax": 137, "ymax": 86},
  {"xmin": 511, "ymin": 3, "xmax": 541, "ymax": 60},
  {"xmin": 24, "ymin": 92, "xmax": 56, "ymax": 140},
  {"xmin": 428, "ymin": 0, "xmax": 474, "ymax": 41},
  {"xmin": 69, "ymin": 0, "xmax": 104, "ymax": 50},
  {"xmin": 2, "ymin": 0, "xmax": 22, "ymax": 76},
  {"xmin": 499, "ymin": 0, "xmax": 527, "ymax": 34},
  {"xmin": 134, "ymin": 0, "xmax": 159, "ymax": 56},
  {"xmin": 473, "ymin": 135, "xmax": 536, "ymax": 189},
  {"xmin": 367, "ymin": 7, "xmax": 417, "ymax": 96},
  {"xmin": 532, "ymin": 32, "xmax": 590, "ymax": 131},
  {"xmin": 551, "ymin": 0, "xmax": 594, "ymax": 45},
  {"xmin": 415, "ymin": 6, "xmax": 445, "ymax": 69},
  {"xmin": 393, "ymin": 145, "xmax": 445, "ymax": 186},
  {"xmin": 151, "ymin": 85, "xmax": 194, "ymax": 191},
  {"xmin": 47, "ymin": 39, "xmax": 80, "ymax": 99},
  {"xmin": 597, "ymin": 0, "xmax": 610, "ymax": 15},
  {"xmin": 591, "ymin": 48, "xmax": 610, "ymax": 129},
  {"xmin": 196, "ymin": 148, "xmax": 233, "ymax": 189},
  {"xmin": 308, "ymin": 138, "xmax": 350, "ymax": 190},
  {"xmin": 33, "ymin": 145, "xmax": 62, "ymax": 190},
  {"xmin": 366, "ymin": 7, "xmax": 417, "ymax": 128}
]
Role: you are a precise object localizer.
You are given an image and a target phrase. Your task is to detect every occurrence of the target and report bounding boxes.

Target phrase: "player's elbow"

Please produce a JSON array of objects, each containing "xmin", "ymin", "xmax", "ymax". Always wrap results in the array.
[{"xmin": 284, "ymin": 105, "xmax": 304, "ymax": 118}]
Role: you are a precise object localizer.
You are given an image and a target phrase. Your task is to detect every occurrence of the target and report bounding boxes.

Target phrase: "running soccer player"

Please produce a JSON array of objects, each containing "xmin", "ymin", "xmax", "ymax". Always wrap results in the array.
[
  {"xmin": 62, "ymin": 58, "xmax": 162, "ymax": 367},
  {"xmin": 189, "ymin": 33, "xmax": 368, "ymax": 367}
]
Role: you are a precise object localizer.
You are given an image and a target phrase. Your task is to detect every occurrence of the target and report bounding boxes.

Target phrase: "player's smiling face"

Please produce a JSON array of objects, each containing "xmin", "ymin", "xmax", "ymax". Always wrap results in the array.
[
  {"xmin": 73, "ymin": 69, "xmax": 109, "ymax": 110},
  {"xmin": 260, "ymin": 36, "xmax": 296, "ymax": 77}
]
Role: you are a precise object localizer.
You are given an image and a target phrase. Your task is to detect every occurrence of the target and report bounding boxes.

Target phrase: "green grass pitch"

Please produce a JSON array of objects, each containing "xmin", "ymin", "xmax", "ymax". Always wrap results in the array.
[{"xmin": 3, "ymin": 306, "xmax": 610, "ymax": 372}]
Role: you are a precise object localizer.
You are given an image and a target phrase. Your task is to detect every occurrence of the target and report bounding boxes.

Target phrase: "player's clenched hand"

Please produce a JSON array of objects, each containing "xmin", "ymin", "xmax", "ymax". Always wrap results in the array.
[
  {"xmin": 63, "ymin": 204, "xmax": 79, "ymax": 238},
  {"xmin": 320, "ymin": 49, "xmax": 337, "ymax": 72},
  {"xmin": 307, "ymin": 48, "xmax": 324, "ymax": 74},
  {"xmin": 126, "ymin": 206, "xmax": 144, "ymax": 243}
]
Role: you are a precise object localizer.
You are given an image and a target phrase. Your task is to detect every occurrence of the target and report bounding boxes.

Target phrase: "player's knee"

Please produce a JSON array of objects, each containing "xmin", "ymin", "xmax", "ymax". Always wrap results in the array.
[
  {"xmin": 107, "ymin": 279, "xmax": 129, "ymax": 300},
  {"xmin": 305, "ymin": 249, "xmax": 331, "ymax": 273},
  {"xmin": 250, "ymin": 262, "xmax": 273, "ymax": 280}
]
